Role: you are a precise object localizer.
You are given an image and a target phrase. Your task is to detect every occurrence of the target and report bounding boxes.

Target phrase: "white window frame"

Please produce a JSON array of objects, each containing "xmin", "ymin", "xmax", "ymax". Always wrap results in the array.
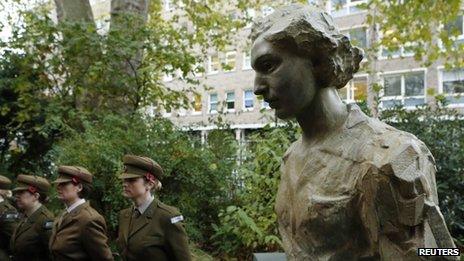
[
  {"xmin": 438, "ymin": 66, "xmax": 464, "ymax": 108},
  {"xmin": 327, "ymin": 0, "xmax": 367, "ymax": 18},
  {"xmin": 242, "ymin": 50, "xmax": 252, "ymax": 70},
  {"xmin": 209, "ymin": 93, "xmax": 218, "ymax": 114},
  {"xmin": 224, "ymin": 51, "xmax": 236, "ymax": 72},
  {"xmin": 177, "ymin": 107, "xmax": 187, "ymax": 116},
  {"xmin": 379, "ymin": 69, "xmax": 427, "ymax": 109},
  {"xmin": 341, "ymin": 26, "xmax": 369, "ymax": 50},
  {"xmin": 338, "ymin": 74, "xmax": 369, "ymax": 103},
  {"xmin": 226, "ymin": 91, "xmax": 236, "ymax": 112},
  {"xmin": 208, "ymin": 54, "xmax": 220, "ymax": 75},
  {"xmin": 243, "ymin": 90, "xmax": 254, "ymax": 111}
]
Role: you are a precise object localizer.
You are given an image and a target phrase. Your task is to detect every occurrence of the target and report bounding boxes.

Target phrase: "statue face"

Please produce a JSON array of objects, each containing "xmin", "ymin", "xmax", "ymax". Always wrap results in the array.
[{"xmin": 251, "ymin": 37, "xmax": 317, "ymax": 119}]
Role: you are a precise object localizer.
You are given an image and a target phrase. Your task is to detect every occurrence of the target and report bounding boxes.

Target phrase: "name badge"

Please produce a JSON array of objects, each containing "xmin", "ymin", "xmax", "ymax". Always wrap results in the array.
[
  {"xmin": 1, "ymin": 212, "xmax": 19, "ymax": 221},
  {"xmin": 170, "ymin": 215, "xmax": 183, "ymax": 224},
  {"xmin": 44, "ymin": 221, "xmax": 54, "ymax": 229}
]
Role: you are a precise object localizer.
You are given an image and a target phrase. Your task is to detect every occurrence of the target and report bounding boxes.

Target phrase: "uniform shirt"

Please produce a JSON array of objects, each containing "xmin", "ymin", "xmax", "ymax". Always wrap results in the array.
[
  {"xmin": 66, "ymin": 198, "xmax": 86, "ymax": 213},
  {"xmin": 49, "ymin": 201, "xmax": 113, "ymax": 261},
  {"xmin": 10, "ymin": 205, "xmax": 54, "ymax": 261},
  {"xmin": 136, "ymin": 195, "xmax": 154, "ymax": 215},
  {"xmin": 117, "ymin": 198, "xmax": 191, "ymax": 261},
  {"xmin": 0, "ymin": 199, "xmax": 18, "ymax": 261}
]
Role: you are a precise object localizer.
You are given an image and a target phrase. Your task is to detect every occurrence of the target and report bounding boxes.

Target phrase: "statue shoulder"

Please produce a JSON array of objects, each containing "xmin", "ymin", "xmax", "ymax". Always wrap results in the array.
[{"xmin": 282, "ymin": 138, "xmax": 301, "ymax": 163}]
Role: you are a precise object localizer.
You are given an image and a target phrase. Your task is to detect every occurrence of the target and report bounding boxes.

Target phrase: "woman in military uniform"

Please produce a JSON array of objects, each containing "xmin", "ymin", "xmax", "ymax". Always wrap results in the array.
[
  {"xmin": 49, "ymin": 166, "xmax": 113, "ymax": 261},
  {"xmin": 0, "ymin": 175, "xmax": 18, "ymax": 261},
  {"xmin": 10, "ymin": 174, "xmax": 54, "ymax": 261},
  {"xmin": 116, "ymin": 154, "xmax": 191, "ymax": 261}
]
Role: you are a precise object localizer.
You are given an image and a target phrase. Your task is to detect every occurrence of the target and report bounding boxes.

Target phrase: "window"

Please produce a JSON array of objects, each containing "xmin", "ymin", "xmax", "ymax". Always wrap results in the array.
[
  {"xmin": 243, "ymin": 50, "xmax": 251, "ymax": 70},
  {"xmin": 441, "ymin": 68, "xmax": 464, "ymax": 104},
  {"xmin": 444, "ymin": 14, "xmax": 464, "ymax": 49},
  {"xmin": 208, "ymin": 53, "xmax": 220, "ymax": 74},
  {"xmin": 337, "ymin": 76, "xmax": 368, "ymax": 103},
  {"xmin": 243, "ymin": 90, "xmax": 254, "ymax": 110},
  {"xmin": 329, "ymin": 0, "xmax": 366, "ymax": 17},
  {"xmin": 224, "ymin": 51, "xmax": 236, "ymax": 72},
  {"xmin": 445, "ymin": 15, "xmax": 463, "ymax": 36},
  {"xmin": 381, "ymin": 71, "xmax": 425, "ymax": 108},
  {"xmin": 209, "ymin": 93, "xmax": 218, "ymax": 113},
  {"xmin": 380, "ymin": 30, "xmax": 415, "ymax": 58},
  {"xmin": 346, "ymin": 27, "xmax": 367, "ymax": 49},
  {"xmin": 193, "ymin": 94, "xmax": 202, "ymax": 113},
  {"xmin": 226, "ymin": 91, "xmax": 235, "ymax": 111}
]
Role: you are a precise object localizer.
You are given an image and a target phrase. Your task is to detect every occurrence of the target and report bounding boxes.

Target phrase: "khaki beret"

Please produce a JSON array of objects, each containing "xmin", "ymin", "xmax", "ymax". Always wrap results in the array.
[
  {"xmin": 119, "ymin": 155, "xmax": 163, "ymax": 180},
  {"xmin": 0, "ymin": 175, "xmax": 12, "ymax": 190},
  {"xmin": 12, "ymin": 174, "xmax": 51, "ymax": 194},
  {"xmin": 53, "ymin": 166, "xmax": 93, "ymax": 184}
]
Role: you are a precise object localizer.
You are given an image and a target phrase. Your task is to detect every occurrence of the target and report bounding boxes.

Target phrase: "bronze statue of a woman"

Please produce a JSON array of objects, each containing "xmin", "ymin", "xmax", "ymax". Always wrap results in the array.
[{"xmin": 250, "ymin": 4, "xmax": 457, "ymax": 260}]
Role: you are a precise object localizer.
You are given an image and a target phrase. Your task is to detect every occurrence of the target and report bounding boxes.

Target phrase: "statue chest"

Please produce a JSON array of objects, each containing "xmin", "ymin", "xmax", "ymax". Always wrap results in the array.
[{"xmin": 275, "ymin": 146, "xmax": 369, "ymax": 257}]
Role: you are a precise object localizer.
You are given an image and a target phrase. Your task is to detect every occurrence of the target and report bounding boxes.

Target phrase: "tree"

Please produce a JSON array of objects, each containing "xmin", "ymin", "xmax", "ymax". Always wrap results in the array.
[
  {"xmin": 0, "ymin": 0, "xmax": 260, "ymax": 175},
  {"xmin": 358, "ymin": 0, "xmax": 463, "ymax": 115}
]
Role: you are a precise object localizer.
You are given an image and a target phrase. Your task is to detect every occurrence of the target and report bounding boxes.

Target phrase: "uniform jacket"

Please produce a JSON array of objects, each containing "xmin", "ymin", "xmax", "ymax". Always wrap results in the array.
[
  {"xmin": 117, "ymin": 198, "xmax": 191, "ymax": 261},
  {"xmin": 49, "ymin": 201, "xmax": 113, "ymax": 261},
  {"xmin": 0, "ymin": 200, "xmax": 18, "ymax": 261},
  {"xmin": 10, "ymin": 205, "xmax": 54, "ymax": 261}
]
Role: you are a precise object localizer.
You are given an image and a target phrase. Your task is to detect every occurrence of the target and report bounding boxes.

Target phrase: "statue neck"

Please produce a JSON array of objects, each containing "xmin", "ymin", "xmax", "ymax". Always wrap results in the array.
[{"xmin": 296, "ymin": 87, "xmax": 348, "ymax": 142}]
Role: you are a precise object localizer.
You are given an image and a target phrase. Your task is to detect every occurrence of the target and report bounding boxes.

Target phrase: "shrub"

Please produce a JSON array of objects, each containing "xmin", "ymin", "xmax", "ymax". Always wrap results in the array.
[{"xmin": 50, "ymin": 113, "xmax": 236, "ymax": 248}]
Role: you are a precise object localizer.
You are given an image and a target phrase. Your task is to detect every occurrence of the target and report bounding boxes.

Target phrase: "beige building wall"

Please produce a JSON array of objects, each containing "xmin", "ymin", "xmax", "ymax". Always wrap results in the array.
[{"xmin": 88, "ymin": 0, "xmax": 464, "ymax": 135}]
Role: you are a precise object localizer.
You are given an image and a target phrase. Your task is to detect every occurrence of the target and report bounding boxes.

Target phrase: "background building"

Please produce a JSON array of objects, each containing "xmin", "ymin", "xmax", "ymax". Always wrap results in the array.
[{"xmin": 90, "ymin": 0, "xmax": 464, "ymax": 143}]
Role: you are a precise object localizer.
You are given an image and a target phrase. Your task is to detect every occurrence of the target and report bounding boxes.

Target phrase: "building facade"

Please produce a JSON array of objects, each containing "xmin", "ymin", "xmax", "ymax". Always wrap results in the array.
[{"xmin": 91, "ymin": 0, "xmax": 464, "ymax": 142}]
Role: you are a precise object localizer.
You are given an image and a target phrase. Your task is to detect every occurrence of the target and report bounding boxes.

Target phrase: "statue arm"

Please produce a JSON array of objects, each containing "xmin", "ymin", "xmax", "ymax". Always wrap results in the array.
[{"xmin": 358, "ymin": 140, "xmax": 456, "ymax": 260}]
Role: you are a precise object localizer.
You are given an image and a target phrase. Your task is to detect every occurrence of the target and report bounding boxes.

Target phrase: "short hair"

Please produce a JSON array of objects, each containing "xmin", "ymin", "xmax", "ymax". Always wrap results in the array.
[
  {"xmin": 38, "ymin": 192, "xmax": 49, "ymax": 203},
  {"xmin": 77, "ymin": 183, "xmax": 92, "ymax": 199},
  {"xmin": 250, "ymin": 4, "xmax": 363, "ymax": 89},
  {"xmin": 142, "ymin": 177, "xmax": 162, "ymax": 192}
]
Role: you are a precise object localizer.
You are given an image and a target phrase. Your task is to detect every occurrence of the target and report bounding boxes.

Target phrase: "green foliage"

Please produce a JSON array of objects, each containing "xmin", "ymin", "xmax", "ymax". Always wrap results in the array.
[
  {"xmin": 0, "ymin": 0, "xmax": 259, "ymax": 176},
  {"xmin": 0, "ymin": 51, "xmax": 69, "ymax": 176},
  {"xmin": 212, "ymin": 123, "xmax": 298, "ymax": 259},
  {"xmin": 380, "ymin": 102, "xmax": 464, "ymax": 247},
  {"xmin": 364, "ymin": 0, "xmax": 464, "ymax": 68},
  {"xmin": 50, "ymin": 113, "xmax": 237, "ymax": 247}
]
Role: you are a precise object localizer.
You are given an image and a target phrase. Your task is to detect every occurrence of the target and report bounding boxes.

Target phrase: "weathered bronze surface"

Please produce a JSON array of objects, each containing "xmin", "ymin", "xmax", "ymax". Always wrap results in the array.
[{"xmin": 251, "ymin": 4, "xmax": 457, "ymax": 260}]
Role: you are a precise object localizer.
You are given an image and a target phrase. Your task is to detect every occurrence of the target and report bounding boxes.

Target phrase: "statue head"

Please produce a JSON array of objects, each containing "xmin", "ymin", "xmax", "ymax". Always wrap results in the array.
[{"xmin": 250, "ymin": 4, "xmax": 363, "ymax": 119}]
